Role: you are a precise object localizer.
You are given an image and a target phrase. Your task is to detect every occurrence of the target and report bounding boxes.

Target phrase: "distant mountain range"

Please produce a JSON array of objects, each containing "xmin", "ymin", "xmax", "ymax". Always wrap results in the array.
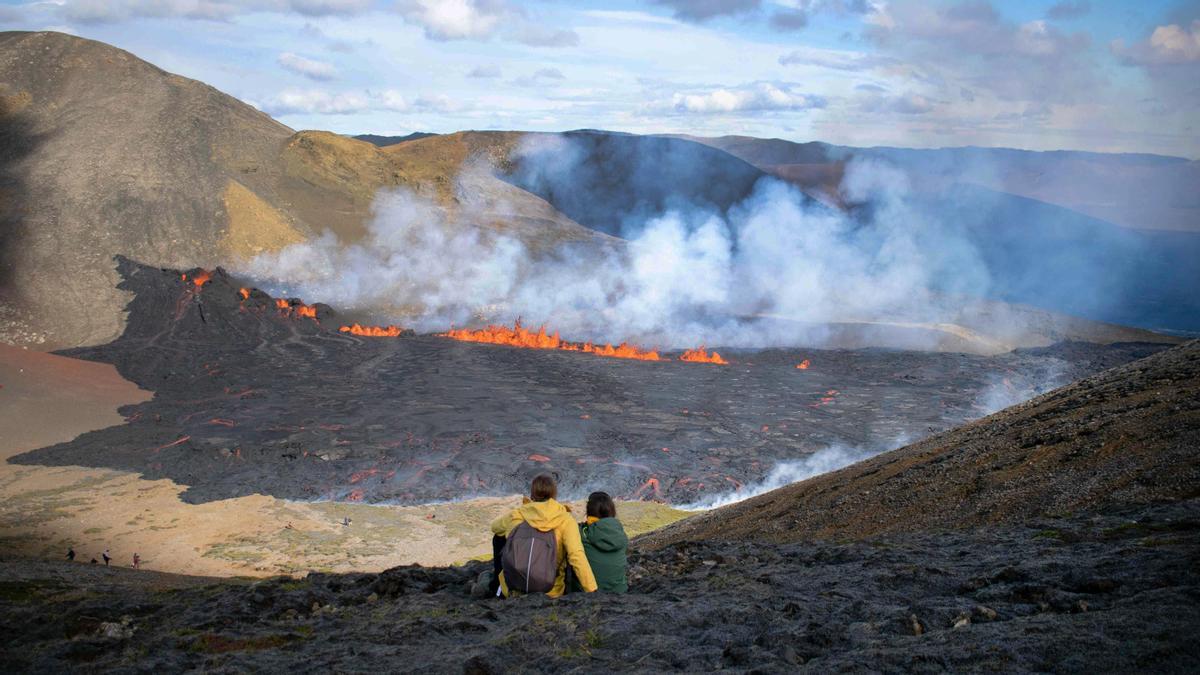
[{"xmin": 353, "ymin": 132, "xmax": 438, "ymax": 146}]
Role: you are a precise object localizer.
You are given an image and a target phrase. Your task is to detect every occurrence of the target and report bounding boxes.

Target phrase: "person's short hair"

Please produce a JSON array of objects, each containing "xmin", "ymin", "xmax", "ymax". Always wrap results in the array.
[
  {"xmin": 530, "ymin": 473, "xmax": 557, "ymax": 502},
  {"xmin": 586, "ymin": 491, "xmax": 616, "ymax": 519}
]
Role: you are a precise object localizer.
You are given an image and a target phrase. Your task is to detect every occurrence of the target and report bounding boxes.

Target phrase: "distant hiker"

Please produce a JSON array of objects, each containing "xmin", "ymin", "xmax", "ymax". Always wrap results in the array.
[
  {"xmin": 569, "ymin": 492, "xmax": 629, "ymax": 594},
  {"xmin": 342, "ymin": 517, "xmax": 351, "ymax": 527},
  {"xmin": 90, "ymin": 558, "xmax": 98, "ymax": 565},
  {"xmin": 102, "ymin": 549, "xmax": 111, "ymax": 566},
  {"xmin": 132, "ymin": 553, "xmax": 140, "ymax": 569},
  {"xmin": 488, "ymin": 474, "xmax": 597, "ymax": 598},
  {"xmin": 67, "ymin": 548, "xmax": 76, "ymax": 562}
]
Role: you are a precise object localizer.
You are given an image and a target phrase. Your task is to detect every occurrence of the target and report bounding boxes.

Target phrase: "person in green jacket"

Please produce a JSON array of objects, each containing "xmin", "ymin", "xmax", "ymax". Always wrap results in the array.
[{"xmin": 570, "ymin": 491, "xmax": 629, "ymax": 593}]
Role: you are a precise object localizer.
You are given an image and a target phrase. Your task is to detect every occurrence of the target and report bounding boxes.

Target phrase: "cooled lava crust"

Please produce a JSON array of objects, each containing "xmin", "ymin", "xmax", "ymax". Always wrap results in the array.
[{"xmin": 12, "ymin": 257, "xmax": 1169, "ymax": 504}]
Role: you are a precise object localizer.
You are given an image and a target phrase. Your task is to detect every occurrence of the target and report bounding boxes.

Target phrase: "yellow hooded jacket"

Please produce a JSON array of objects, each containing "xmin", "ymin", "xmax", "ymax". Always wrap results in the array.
[{"xmin": 490, "ymin": 498, "xmax": 598, "ymax": 597}]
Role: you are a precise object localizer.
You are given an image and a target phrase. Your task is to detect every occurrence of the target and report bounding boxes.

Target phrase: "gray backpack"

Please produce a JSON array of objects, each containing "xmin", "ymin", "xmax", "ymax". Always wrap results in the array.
[{"xmin": 501, "ymin": 522, "xmax": 558, "ymax": 594}]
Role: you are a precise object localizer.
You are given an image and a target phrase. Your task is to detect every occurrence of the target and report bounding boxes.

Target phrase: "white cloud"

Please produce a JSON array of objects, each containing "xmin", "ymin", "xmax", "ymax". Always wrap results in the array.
[
  {"xmin": 668, "ymin": 82, "xmax": 825, "ymax": 114},
  {"xmin": 394, "ymin": 0, "xmax": 578, "ymax": 47},
  {"xmin": 859, "ymin": 91, "xmax": 936, "ymax": 114},
  {"xmin": 512, "ymin": 67, "xmax": 567, "ymax": 87},
  {"xmin": 278, "ymin": 52, "xmax": 338, "ymax": 81},
  {"xmin": 264, "ymin": 88, "xmax": 469, "ymax": 116},
  {"xmin": 650, "ymin": 0, "xmax": 761, "ymax": 23},
  {"xmin": 865, "ymin": 0, "xmax": 1095, "ymax": 104},
  {"xmin": 511, "ymin": 22, "xmax": 580, "ymax": 47},
  {"xmin": 466, "ymin": 64, "xmax": 502, "ymax": 78},
  {"xmin": 580, "ymin": 10, "xmax": 679, "ymax": 26},
  {"xmin": 395, "ymin": 0, "xmax": 502, "ymax": 40},
  {"xmin": 1113, "ymin": 21, "xmax": 1200, "ymax": 66},
  {"xmin": 778, "ymin": 47, "xmax": 896, "ymax": 71},
  {"xmin": 265, "ymin": 89, "xmax": 370, "ymax": 115}
]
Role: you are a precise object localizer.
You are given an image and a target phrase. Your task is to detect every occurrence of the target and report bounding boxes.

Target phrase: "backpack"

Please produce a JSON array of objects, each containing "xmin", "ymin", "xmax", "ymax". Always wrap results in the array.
[{"xmin": 501, "ymin": 522, "xmax": 558, "ymax": 594}]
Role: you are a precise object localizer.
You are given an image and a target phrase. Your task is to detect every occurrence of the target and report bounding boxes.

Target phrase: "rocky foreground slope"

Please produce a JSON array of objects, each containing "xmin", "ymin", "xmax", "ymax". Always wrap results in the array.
[
  {"xmin": 1, "ymin": 344, "xmax": 1197, "ymax": 672},
  {"xmin": 0, "ymin": 498, "xmax": 1195, "ymax": 672}
]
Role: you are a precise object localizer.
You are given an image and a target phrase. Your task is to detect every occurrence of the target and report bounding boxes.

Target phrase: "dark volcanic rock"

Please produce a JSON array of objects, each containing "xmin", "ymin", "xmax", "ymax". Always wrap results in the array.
[
  {"xmin": 0, "ymin": 500, "xmax": 1196, "ymax": 672},
  {"xmin": 12, "ymin": 257, "xmax": 1171, "ymax": 505}
]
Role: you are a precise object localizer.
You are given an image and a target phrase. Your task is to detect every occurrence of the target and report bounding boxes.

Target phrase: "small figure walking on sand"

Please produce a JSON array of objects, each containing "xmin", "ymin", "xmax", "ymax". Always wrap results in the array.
[
  {"xmin": 342, "ymin": 517, "xmax": 351, "ymax": 527},
  {"xmin": 132, "ymin": 553, "xmax": 140, "ymax": 569},
  {"xmin": 102, "ymin": 549, "xmax": 111, "ymax": 566},
  {"xmin": 67, "ymin": 547, "xmax": 76, "ymax": 562}
]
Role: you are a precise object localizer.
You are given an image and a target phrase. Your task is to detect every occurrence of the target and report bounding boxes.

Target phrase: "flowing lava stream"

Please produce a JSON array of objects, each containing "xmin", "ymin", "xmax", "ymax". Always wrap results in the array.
[
  {"xmin": 796, "ymin": 359, "xmax": 811, "ymax": 370},
  {"xmin": 340, "ymin": 324, "xmax": 406, "ymax": 337},
  {"xmin": 441, "ymin": 319, "xmax": 662, "ymax": 362},
  {"xmin": 679, "ymin": 346, "xmax": 728, "ymax": 365}
]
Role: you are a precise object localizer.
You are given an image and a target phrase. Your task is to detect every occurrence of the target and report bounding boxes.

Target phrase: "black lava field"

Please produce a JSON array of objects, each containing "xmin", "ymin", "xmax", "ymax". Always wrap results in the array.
[{"xmin": 13, "ymin": 258, "xmax": 1169, "ymax": 505}]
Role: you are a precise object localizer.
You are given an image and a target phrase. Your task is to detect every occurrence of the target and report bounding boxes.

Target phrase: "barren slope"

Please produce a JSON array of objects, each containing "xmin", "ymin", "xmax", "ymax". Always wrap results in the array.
[{"xmin": 642, "ymin": 340, "xmax": 1200, "ymax": 548}]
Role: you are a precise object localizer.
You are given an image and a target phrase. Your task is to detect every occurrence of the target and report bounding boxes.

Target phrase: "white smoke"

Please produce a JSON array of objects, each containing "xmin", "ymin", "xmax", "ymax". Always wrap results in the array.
[
  {"xmin": 241, "ymin": 147, "xmax": 993, "ymax": 349},
  {"xmin": 677, "ymin": 439, "xmax": 907, "ymax": 511},
  {"xmin": 973, "ymin": 358, "xmax": 1068, "ymax": 415}
]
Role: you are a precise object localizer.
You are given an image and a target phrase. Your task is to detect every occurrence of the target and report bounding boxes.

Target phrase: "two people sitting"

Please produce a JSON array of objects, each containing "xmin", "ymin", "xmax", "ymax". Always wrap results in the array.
[{"xmin": 476, "ymin": 473, "xmax": 628, "ymax": 598}]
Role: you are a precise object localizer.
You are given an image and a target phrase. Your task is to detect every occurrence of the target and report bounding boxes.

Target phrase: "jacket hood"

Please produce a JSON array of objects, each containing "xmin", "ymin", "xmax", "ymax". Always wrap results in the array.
[
  {"xmin": 517, "ymin": 499, "xmax": 572, "ymax": 532},
  {"xmin": 583, "ymin": 517, "xmax": 628, "ymax": 552}
]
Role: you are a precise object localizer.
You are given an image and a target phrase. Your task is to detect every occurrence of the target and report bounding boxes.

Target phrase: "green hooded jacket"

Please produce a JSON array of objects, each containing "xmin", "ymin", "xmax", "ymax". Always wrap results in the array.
[{"xmin": 570, "ymin": 517, "xmax": 628, "ymax": 593}]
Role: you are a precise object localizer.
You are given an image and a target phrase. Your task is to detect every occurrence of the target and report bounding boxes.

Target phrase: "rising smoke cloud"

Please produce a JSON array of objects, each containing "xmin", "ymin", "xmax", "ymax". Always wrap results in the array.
[
  {"xmin": 678, "ymin": 438, "xmax": 906, "ymax": 511},
  {"xmin": 242, "ymin": 135, "xmax": 996, "ymax": 349}
]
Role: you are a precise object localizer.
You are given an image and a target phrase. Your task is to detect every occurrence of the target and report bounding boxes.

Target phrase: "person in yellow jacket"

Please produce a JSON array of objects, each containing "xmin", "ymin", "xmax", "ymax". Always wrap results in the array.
[{"xmin": 489, "ymin": 474, "xmax": 598, "ymax": 598}]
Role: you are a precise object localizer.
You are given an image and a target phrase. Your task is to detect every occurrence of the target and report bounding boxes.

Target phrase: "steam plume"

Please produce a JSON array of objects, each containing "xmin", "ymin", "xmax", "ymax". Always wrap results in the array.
[{"xmin": 242, "ymin": 138, "xmax": 996, "ymax": 350}]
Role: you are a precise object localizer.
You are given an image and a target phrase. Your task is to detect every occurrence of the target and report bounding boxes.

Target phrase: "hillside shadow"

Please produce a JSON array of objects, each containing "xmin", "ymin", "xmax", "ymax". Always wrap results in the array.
[{"xmin": 0, "ymin": 97, "xmax": 46, "ymax": 292}]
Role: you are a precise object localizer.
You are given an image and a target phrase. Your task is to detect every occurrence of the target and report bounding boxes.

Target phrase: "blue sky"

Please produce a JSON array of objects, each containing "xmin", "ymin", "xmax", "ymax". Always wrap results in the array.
[{"xmin": 2, "ymin": 0, "xmax": 1198, "ymax": 156}]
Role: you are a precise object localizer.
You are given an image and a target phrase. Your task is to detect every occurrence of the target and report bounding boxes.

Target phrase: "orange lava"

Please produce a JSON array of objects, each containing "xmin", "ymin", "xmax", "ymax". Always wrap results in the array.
[
  {"xmin": 340, "ymin": 323, "xmax": 405, "ymax": 337},
  {"xmin": 191, "ymin": 270, "xmax": 212, "ymax": 288},
  {"xmin": 239, "ymin": 288, "xmax": 250, "ymax": 300},
  {"xmin": 276, "ymin": 298, "xmax": 319, "ymax": 321},
  {"xmin": 796, "ymin": 359, "xmax": 811, "ymax": 370},
  {"xmin": 528, "ymin": 454, "xmax": 551, "ymax": 462},
  {"xmin": 441, "ymin": 319, "xmax": 662, "ymax": 362},
  {"xmin": 809, "ymin": 389, "xmax": 839, "ymax": 408},
  {"xmin": 679, "ymin": 346, "xmax": 728, "ymax": 365},
  {"xmin": 208, "ymin": 418, "xmax": 236, "ymax": 428},
  {"xmin": 632, "ymin": 476, "xmax": 663, "ymax": 500}
]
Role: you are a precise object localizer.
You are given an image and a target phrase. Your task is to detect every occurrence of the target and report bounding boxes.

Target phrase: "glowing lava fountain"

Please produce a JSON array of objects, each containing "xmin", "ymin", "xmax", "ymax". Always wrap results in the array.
[
  {"xmin": 679, "ymin": 347, "xmax": 728, "ymax": 365},
  {"xmin": 441, "ymin": 320, "xmax": 662, "ymax": 362}
]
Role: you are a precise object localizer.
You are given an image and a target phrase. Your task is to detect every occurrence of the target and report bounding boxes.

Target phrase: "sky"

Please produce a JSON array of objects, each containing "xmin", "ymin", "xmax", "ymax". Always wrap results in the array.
[{"xmin": 1, "ymin": 0, "xmax": 1198, "ymax": 157}]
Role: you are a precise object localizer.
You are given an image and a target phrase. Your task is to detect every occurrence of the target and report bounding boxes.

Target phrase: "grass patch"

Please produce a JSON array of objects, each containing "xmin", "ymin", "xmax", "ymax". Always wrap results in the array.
[
  {"xmin": 203, "ymin": 538, "xmax": 267, "ymax": 564},
  {"xmin": 617, "ymin": 501, "xmax": 692, "ymax": 538}
]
